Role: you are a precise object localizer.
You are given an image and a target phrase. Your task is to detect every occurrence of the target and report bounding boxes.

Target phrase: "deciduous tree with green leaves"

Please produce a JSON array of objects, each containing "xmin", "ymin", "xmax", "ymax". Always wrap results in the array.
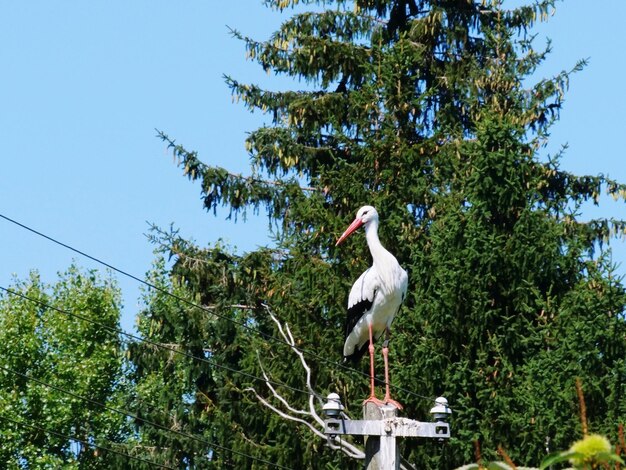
[
  {"xmin": 0, "ymin": 267, "xmax": 127, "ymax": 468},
  {"xmin": 136, "ymin": 0, "xmax": 626, "ymax": 467}
]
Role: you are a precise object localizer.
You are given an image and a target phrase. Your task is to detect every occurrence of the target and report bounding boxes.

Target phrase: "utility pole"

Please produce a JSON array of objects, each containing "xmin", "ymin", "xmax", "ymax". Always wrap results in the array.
[
  {"xmin": 323, "ymin": 395, "xmax": 451, "ymax": 469},
  {"xmin": 363, "ymin": 402, "xmax": 402, "ymax": 469}
]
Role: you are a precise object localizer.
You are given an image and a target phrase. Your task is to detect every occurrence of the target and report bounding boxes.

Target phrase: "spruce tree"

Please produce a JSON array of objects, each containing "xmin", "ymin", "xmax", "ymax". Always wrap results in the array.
[{"xmin": 134, "ymin": 1, "xmax": 626, "ymax": 467}]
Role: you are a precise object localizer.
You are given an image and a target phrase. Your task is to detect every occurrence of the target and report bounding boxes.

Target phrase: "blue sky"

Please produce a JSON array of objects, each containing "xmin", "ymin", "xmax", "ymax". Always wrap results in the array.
[{"xmin": 2, "ymin": 1, "xmax": 625, "ymax": 332}]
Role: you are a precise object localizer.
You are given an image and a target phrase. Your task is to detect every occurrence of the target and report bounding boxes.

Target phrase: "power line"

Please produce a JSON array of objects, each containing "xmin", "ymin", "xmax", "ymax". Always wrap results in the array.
[
  {"xmin": 0, "ymin": 412, "xmax": 176, "ymax": 470},
  {"xmin": 0, "ymin": 213, "xmax": 272, "ymax": 337},
  {"xmin": 0, "ymin": 363, "xmax": 295, "ymax": 470},
  {"xmin": 0, "ymin": 285, "xmax": 316, "ymax": 399},
  {"xmin": 0, "ymin": 212, "xmax": 438, "ymax": 405}
]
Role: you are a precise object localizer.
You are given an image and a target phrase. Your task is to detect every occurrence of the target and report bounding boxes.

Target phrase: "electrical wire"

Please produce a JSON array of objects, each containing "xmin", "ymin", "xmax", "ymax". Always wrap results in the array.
[
  {"xmin": 0, "ymin": 363, "xmax": 295, "ymax": 470},
  {"xmin": 0, "ymin": 285, "xmax": 316, "ymax": 399},
  {"xmin": 0, "ymin": 212, "xmax": 439, "ymax": 405},
  {"xmin": 0, "ymin": 412, "xmax": 176, "ymax": 469},
  {"xmin": 4, "ymin": 284, "xmax": 394, "ymax": 468}
]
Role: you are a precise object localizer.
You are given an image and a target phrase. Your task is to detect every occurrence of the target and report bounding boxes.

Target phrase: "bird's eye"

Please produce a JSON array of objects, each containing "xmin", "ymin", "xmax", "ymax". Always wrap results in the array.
[{"xmin": 362, "ymin": 210, "xmax": 369, "ymax": 216}]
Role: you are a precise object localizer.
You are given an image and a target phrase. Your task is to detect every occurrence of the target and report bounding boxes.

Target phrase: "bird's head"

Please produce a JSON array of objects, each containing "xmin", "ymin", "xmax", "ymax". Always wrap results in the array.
[{"xmin": 335, "ymin": 205, "xmax": 379, "ymax": 246}]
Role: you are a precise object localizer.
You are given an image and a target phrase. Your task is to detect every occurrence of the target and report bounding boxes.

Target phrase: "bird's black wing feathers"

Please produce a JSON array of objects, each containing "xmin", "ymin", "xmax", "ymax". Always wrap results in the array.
[
  {"xmin": 344, "ymin": 296, "xmax": 374, "ymax": 341},
  {"xmin": 343, "ymin": 289, "xmax": 377, "ymax": 362}
]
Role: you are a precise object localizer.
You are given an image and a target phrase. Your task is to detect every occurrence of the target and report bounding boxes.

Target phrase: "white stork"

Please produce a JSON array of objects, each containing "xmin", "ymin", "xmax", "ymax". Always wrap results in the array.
[{"xmin": 336, "ymin": 205, "xmax": 408, "ymax": 409}]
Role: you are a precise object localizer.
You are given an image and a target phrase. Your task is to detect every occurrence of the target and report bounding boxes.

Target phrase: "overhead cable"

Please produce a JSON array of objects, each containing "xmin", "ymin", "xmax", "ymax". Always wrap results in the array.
[
  {"xmin": 0, "ymin": 285, "xmax": 316, "ymax": 399},
  {"xmin": 0, "ymin": 363, "xmax": 295, "ymax": 470},
  {"xmin": 0, "ymin": 212, "xmax": 439, "ymax": 405},
  {"xmin": 0, "ymin": 412, "xmax": 176, "ymax": 469}
]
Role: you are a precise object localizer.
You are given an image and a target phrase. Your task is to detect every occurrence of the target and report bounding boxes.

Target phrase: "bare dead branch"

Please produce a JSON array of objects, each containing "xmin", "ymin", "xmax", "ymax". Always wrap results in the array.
[{"xmin": 243, "ymin": 304, "xmax": 365, "ymax": 460}]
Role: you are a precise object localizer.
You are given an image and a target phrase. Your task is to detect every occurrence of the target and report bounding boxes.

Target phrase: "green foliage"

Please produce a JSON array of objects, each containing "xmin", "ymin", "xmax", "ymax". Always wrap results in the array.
[
  {"xmin": 0, "ymin": 266, "xmax": 126, "ymax": 468},
  {"xmin": 539, "ymin": 434, "xmax": 624, "ymax": 470},
  {"xmin": 455, "ymin": 433, "xmax": 625, "ymax": 469},
  {"xmin": 455, "ymin": 463, "xmax": 523, "ymax": 470},
  {"xmin": 512, "ymin": 435, "xmax": 620, "ymax": 470},
  {"xmin": 118, "ymin": 256, "xmax": 217, "ymax": 468},
  {"xmin": 142, "ymin": 0, "xmax": 626, "ymax": 468}
]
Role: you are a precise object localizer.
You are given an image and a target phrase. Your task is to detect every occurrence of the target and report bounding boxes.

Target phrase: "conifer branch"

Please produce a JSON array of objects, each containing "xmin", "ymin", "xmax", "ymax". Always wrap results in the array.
[
  {"xmin": 497, "ymin": 445, "xmax": 518, "ymax": 469},
  {"xmin": 576, "ymin": 377, "xmax": 588, "ymax": 437},
  {"xmin": 156, "ymin": 129, "xmax": 320, "ymax": 193}
]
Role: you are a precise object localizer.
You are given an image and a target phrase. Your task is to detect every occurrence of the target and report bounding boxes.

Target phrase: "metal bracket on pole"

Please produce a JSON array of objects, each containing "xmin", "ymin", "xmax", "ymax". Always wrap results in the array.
[
  {"xmin": 323, "ymin": 395, "xmax": 451, "ymax": 469},
  {"xmin": 324, "ymin": 414, "xmax": 450, "ymax": 439}
]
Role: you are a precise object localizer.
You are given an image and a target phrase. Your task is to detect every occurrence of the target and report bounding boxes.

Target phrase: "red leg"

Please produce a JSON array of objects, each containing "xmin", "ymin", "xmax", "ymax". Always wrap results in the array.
[
  {"xmin": 368, "ymin": 327, "xmax": 375, "ymax": 396},
  {"xmin": 382, "ymin": 328, "xmax": 403, "ymax": 410},
  {"xmin": 363, "ymin": 323, "xmax": 384, "ymax": 407}
]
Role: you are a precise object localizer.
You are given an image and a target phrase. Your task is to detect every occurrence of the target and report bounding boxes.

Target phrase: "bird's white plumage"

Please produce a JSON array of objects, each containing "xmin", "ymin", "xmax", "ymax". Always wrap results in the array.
[{"xmin": 339, "ymin": 206, "xmax": 408, "ymax": 359}]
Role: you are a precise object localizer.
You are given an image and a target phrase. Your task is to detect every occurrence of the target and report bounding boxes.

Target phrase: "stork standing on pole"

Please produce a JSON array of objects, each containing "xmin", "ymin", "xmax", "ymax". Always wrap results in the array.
[{"xmin": 336, "ymin": 206, "xmax": 408, "ymax": 409}]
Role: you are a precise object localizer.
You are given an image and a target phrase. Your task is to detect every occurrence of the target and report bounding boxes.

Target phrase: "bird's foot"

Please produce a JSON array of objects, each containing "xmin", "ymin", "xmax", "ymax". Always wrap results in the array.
[
  {"xmin": 383, "ymin": 394, "xmax": 403, "ymax": 410},
  {"xmin": 363, "ymin": 395, "xmax": 386, "ymax": 408}
]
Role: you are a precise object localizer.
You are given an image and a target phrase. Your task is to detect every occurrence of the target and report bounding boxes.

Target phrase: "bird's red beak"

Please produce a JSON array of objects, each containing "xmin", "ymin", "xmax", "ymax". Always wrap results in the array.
[{"xmin": 335, "ymin": 218, "xmax": 364, "ymax": 246}]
